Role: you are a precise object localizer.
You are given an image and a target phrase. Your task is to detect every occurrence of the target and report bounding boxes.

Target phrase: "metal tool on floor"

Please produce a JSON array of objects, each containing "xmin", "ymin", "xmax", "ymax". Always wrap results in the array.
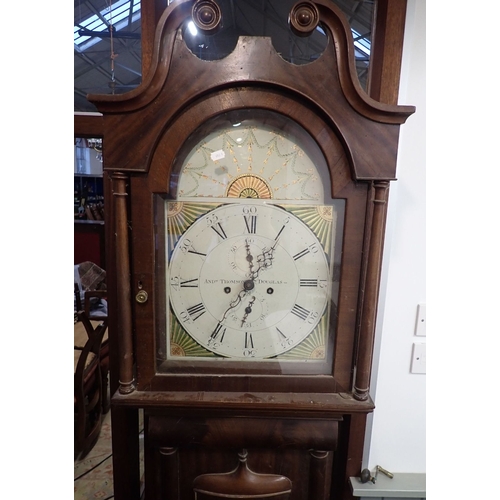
[{"xmin": 360, "ymin": 465, "xmax": 394, "ymax": 484}]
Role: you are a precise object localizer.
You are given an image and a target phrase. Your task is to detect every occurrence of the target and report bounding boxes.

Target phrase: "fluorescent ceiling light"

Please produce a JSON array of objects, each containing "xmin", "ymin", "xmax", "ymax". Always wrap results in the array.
[{"xmin": 188, "ymin": 21, "xmax": 198, "ymax": 36}]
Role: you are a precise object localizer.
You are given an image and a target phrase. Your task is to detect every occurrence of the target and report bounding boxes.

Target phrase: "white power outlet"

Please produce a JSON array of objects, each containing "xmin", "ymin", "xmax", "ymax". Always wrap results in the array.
[
  {"xmin": 410, "ymin": 343, "xmax": 426, "ymax": 374},
  {"xmin": 415, "ymin": 303, "xmax": 426, "ymax": 336}
]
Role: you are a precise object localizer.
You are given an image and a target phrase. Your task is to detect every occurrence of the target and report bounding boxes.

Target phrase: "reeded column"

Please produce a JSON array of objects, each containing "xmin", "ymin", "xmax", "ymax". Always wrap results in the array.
[
  {"xmin": 112, "ymin": 172, "xmax": 135, "ymax": 394},
  {"xmin": 354, "ymin": 181, "xmax": 390, "ymax": 401}
]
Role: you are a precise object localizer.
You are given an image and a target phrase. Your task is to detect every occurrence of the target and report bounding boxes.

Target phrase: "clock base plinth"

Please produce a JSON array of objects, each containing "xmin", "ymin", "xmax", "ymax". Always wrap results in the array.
[
  {"xmin": 110, "ymin": 390, "xmax": 374, "ymax": 500},
  {"xmin": 145, "ymin": 412, "xmax": 337, "ymax": 500}
]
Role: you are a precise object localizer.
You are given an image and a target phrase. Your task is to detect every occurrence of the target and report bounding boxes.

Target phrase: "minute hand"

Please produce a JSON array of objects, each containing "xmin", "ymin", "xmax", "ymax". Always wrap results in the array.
[
  {"xmin": 220, "ymin": 288, "xmax": 248, "ymax": 322},
  {"xmin": 250, "ymin": 239, "xmax": 279, "ymax": 280}
]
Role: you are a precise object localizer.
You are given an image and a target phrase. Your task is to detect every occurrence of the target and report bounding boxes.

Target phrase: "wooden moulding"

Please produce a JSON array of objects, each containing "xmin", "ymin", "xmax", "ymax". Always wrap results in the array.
[
  {"xmin": 113, "ymin": 390, "xmax": 374, "ymax": 418},
  {"xmin": 368, "ymin": 0, "xmax": 409, "ymax": 105},
  {"xmin": 147, "ymin": 415, "xmax": 339, "ymax": 450},
  {"xmin": 74, "ymin": 114, "xmax": 103, "ymax": 138}
]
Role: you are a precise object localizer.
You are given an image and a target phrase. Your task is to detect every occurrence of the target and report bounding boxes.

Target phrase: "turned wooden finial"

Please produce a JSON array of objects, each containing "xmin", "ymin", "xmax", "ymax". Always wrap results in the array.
[
  {"xmin": 289, "ymin": 1, "xmax": 320, "ymax": 37},
  {"xmin": 192, "ymin": 0, "xmax": 222, "ymax": 34}
]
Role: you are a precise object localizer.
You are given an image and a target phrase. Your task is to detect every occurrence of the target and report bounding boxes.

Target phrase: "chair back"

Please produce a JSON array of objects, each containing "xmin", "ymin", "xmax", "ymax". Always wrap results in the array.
[{"xmin": 74, "ymin": 314, "xmax": 108, "ymax": 460}]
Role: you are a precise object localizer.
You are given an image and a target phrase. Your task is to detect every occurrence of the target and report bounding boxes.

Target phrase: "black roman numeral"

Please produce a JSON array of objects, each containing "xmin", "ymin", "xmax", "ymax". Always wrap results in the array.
[
  {"xmin": 180, "ymin": 278, "xmax": 199, "ymax": 288},
  {"xmin": 210, "ymin": 322, "xmax": 226, "ymax": 342},
  {"xmin": 244, "ymin": 215, "xmax": 257, "ymax": 234},
  {"xmin": 245, "ymin": 332, "xmax": 254, "ymax": 349},
  {"xmin": 293, "ymin": 248, "xmax": 310, "ymax": 260},
  {"xmin": 291, "ymin": 304, "xmax": 310, "ymax": 321},
  {"xmin": 186, "ymin": 303, "xmax": 206, "ymax": 321},
  {"xmin": 188, "ymin": 249, "xmax": 207, "ymax": 257},
  {"xmin": 211, "ymin": 223, "xmax": 227, "ymax": 239},
  {"xmin": 300, "ymin": 279, "xmax": 318, "ymax": 287},
  {"xmin": 276, "ymin": 327, "xmax": 287, "ymax": 339}
]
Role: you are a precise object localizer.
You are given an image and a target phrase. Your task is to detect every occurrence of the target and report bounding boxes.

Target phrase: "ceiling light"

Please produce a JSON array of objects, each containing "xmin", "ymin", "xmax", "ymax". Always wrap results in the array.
[{"xmin": 188, "ymin": 21, "xmax": 198, "ymax": 36}]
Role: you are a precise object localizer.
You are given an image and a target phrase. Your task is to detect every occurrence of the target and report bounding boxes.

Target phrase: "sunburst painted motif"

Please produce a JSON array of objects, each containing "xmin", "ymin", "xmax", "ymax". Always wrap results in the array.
[
  {"xmin": 315, "ymin": 205, "xmax": 334, "ymax": 222},
  {"xmin": 279, "ymin": 314, "xmax": 328, "ymax": 360},
  {"xmin": 225, "ymin": 174, "xmax": 273, "ymax": 199},
  {"xmin": 166, "ymin": 202, "xmax": 221, "ymax": 254},
  {"xmin": 284, "ymin": 205, "xmax": 337, "ymax": 258},
  {"xmin": 167, "ymin": 201, "xmax": 184, "ymax": 217},
  {"xmin": 167, "ymin": 202, "xmax": 222, "ymax": 358},
  {"xmin": 169, "ymin": 314, "xmax": 216, "ymax": 357}
]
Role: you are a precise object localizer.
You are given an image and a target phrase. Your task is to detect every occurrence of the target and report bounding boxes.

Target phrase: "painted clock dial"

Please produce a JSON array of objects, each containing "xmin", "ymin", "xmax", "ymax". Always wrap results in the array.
[
  {"xmin": 174, "ymin": 110, "xmax": 327, "ymax": 202},
  {"xmin": 167, "ymin": 202, "xmax": 331, "ymax": 359}
]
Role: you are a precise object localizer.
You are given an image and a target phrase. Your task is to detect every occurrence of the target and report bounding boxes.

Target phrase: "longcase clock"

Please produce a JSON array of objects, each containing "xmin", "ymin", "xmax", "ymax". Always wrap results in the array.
[{"xmin": 89, "ymin": 1, "xmax": 415, "ymax": 499}]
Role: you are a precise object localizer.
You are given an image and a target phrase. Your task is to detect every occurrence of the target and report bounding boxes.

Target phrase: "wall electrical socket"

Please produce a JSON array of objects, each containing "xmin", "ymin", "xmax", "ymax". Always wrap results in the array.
[
  {"xmin": 410, "ymin": 343, "xmax": 426, "ymax": 374},
  {"xmin": 415, "ymin": 303, "xmax": 426, "ymax": 337}
]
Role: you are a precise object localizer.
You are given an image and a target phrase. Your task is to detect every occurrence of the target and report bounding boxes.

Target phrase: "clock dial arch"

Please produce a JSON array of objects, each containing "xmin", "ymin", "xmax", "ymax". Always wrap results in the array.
[{"xmin": 173, "ymin": 109, "xmax": 329, "ymax": 203}]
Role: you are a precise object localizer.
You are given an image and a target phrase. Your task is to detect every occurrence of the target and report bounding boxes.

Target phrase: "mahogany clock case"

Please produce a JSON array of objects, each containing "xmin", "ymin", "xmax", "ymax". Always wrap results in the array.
[{"xmin": 86, "ymin": 1, "xmax": 415, "ymax": 499}]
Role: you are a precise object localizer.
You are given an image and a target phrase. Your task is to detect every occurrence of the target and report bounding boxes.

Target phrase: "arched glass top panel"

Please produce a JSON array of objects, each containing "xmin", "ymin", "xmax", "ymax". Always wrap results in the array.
[{"xmin": 171, "ymin": 109, "xmax": 330, "ymax": 204}]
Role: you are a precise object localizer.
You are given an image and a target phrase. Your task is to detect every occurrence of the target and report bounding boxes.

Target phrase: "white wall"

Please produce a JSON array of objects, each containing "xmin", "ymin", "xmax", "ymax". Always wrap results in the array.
[{"xmin": 363, "ymin": 0, "xmax": 426, "ymax": 473}]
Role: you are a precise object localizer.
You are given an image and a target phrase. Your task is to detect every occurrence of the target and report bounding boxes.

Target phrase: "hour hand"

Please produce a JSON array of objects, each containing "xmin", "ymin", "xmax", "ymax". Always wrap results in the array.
[{"xmin": 245, "ymin": 238, "xmax": 255, "ymax": 275}]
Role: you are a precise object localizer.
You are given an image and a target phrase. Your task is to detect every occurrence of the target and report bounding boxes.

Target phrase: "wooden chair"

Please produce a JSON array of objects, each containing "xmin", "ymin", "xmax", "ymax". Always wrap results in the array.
[
  {"xmin": 84, "ymin": 289, "xmax": 110, "ymax": 413},
  {"xmin": 74, "ymin": 312, "xmax": 108, "ymax": 460},
  {"xmin": 74, "ymin": 284, "xmax": 110, "ymax": 414}
]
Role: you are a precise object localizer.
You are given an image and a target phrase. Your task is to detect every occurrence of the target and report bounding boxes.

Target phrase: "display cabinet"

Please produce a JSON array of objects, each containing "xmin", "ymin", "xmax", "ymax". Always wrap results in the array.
[{"xmin": 89, "ymin": 1, "xmax": 414, "ymax": 498}]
